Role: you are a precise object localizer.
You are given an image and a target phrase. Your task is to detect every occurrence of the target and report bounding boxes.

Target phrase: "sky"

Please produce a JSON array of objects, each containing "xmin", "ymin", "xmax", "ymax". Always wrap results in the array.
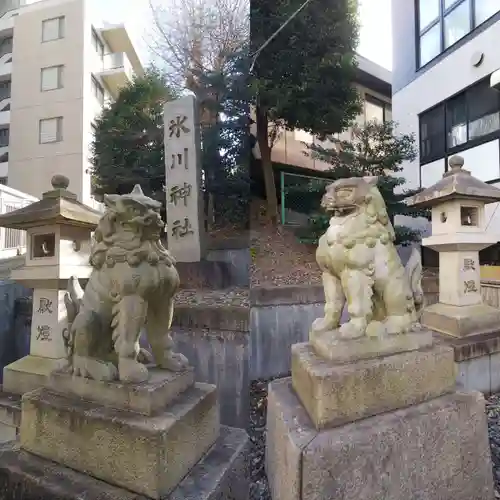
[
  {"xmin": 96, "ymin": 0, "xmax": 393, "ymax": 72},
  {"xmin": 358, "ymin": 0, "xmax": 392, "ymax": 70}
]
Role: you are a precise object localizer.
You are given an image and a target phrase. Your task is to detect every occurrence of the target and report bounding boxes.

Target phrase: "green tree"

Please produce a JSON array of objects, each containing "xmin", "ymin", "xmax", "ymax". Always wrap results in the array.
[
  {"xmin": 90, "ymin": 69, "xmax": 176, "ymax": 205},
  {"xmin": 192, "ymin": 47, "xmax": 251, "ymax": 227},
  {"xmin": 297, "ymin": 120, "xmax": 429, "ymax": 245},
  {"xmin": 251, "ymin": 0, "xmax": 361, "ymax": 221},
  {"xmin": 90, "ymin": 56, "xmax": 251, "ymax": 228}
]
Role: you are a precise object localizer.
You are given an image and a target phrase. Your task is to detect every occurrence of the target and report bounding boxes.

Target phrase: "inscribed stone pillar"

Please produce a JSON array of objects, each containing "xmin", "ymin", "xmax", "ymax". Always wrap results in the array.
[
  {"xmin": 164, "ymin": 96, "xmax": 206, "ymax": 262},
  {"xmin": 30, "ymin": 289, "xmax": 68, "ymax": 360}
]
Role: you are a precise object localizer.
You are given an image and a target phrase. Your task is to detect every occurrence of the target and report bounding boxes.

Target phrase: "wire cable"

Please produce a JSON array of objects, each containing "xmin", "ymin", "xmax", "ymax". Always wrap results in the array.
[{"xmin": 249, "ymin": 0, "xmax": 315, "ymax": 73}]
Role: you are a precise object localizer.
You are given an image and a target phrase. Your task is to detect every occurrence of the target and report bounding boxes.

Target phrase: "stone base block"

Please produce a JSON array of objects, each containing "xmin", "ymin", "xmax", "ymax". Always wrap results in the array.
[
  {"xmin": 3, "ymin": 355, "xmax": 67, "ymax": 395},
  {"xmin": 20, "ymin": 383, "xmax": 220, "ymax": 499},
  {"xmin": 422, "ymin": 302, "xmax": 500, "ymax": 337},
  {"xmin": 50, "ymin": 367, "xmax": 195, "ymax": 416},
  {"xmin": 0, "ymin": 425, "xmax": 249, "ymax": 500},
  {"xmin": 0, "ymin": 391, "xmax": 21, "ymax": 444},
  {"xmin": 311, "ymin": 328, "xmax": 433, "ymax": 363},
  {"xmin": 292, "ymin": 342, "xmax": 456, "ymax": 429},
  {"xmin": 0, "ymin": 391, "xmax": 21, "ymax": 429},
  {"xmin": 0, "ymin": 423, "xmax": 16, "ymax": 444},
  {"xmin": 266, "ymin": 378, "xmax": 494, "ymax": 500}
]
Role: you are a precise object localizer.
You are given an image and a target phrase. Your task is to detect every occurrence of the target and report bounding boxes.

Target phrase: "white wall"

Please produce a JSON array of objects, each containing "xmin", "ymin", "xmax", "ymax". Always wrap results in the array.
[{"xmin": 392, "ymin": 19, "xmax": 500, "ymax": 190}]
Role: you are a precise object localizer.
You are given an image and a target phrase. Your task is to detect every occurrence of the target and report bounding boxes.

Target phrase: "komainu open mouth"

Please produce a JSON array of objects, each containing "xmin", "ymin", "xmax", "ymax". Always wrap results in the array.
[{"xmin": 330, "ymin": 205, "xmax": 357, "ymax": 217}]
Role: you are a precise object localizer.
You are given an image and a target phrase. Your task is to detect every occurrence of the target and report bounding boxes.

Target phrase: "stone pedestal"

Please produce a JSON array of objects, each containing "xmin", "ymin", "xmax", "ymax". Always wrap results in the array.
[
  {"xmin": 3, "ymin": 288, "xmax": 73, "ymax": 394},
  {"xmin": 266, "ymin": 336, "xmax": 495, "ymax": 500},
  {"xmin": 11, "ymin": 367, "xmax": 248, "ymax": 500},
  {"xmin": 422, "ymin": 302, "xmax": 500, "ymax": 338}
]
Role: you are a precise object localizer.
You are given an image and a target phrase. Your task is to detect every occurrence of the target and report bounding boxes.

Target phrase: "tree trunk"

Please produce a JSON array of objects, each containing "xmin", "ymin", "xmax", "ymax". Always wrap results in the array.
[{"xmin": 255, "ymin": 105, "xmax": 279, "ymax": 224}]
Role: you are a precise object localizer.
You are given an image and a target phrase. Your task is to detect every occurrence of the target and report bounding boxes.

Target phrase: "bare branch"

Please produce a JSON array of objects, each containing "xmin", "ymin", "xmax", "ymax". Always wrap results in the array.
[{"xmin": 147, "ymin": 0, "xmax": 249, "ymax": 93}]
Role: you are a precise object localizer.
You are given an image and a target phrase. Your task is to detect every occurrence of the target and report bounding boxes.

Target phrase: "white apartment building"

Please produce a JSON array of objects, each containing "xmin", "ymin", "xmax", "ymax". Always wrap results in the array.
[{"xmin": 0, "ymin": 0, "xmax": 143, "ymax": 206}]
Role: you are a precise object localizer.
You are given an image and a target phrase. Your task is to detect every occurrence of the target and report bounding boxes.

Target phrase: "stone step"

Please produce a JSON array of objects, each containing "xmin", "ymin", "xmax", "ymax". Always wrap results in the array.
[
  {"xmin": 20, "ymin": 382, "xmax": 220, "ymax": 499},
  {"xmin": 49, "ymin": 367, "xmax": 195, "ymax": 416}
]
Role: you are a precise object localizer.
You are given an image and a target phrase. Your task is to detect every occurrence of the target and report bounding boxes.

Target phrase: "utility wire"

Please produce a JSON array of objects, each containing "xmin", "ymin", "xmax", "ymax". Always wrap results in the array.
[{"xmin": 249, "ymin": 0, "xmax": 315, "ymax": 73}]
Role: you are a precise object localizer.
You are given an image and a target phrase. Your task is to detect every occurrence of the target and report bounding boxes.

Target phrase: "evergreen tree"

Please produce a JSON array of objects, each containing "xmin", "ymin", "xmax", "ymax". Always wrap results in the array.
[
  {"xmin": 251, "ymin": 0, "xmax": 361, "ymax": 221},
  {"xmin": 89, "ymin": 69, "xmax": 175, "ymax": 204}
]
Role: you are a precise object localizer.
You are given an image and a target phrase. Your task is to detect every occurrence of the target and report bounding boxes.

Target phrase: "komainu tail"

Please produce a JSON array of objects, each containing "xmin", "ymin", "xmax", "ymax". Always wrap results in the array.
[
  {"xmin": 405, "ymin": 248, "xmax": 424, "ymax": 315},
  {"xmin": 63, "ymin": 276, "xmax": 84, "ymax": 360}
]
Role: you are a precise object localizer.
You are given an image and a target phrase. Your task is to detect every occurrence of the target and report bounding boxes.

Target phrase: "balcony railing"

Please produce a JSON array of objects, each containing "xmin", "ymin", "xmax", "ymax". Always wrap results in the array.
[
  {"xmin": 0, "ymin": 184, "xmax": 37, "ymax": 259},
  {"xmin": 97, "ymin": 52, "xmax": 133, "ymax": 97}
]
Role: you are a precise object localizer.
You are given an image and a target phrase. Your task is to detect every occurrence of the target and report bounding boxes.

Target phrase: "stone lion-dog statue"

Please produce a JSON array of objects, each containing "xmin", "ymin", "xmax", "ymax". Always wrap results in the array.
[
  {"xmin": 63, "ymin": 184, "xmax": 189, "ymax": 383},
  {"xmin": 312, "ymin": 176, "xmax": 423, "ymax": 341}
]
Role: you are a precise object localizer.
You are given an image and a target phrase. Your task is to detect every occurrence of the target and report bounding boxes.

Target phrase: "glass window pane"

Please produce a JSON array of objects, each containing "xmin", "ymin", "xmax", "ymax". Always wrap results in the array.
[
  {"xmin": 365, "ymin": 95, "xmax": 385, "ymax": 123},
  {"xmin": 385, "ymin": 105, "xmax": 392, "ymax": 122},
  {"xmin": 475, "ymin": 0, "xmax": 500, "ymax": 26},
  {"xmin": 444, "ymin": 1, "xmax": 471, "ymax": 48},
  {"xmin": 420, "ymin": 105, "xmax": 445, "ymax": 161},
  {"xmin": 419, "ymin": 0, "xmax": 440, "ymax": 30},
  {"xmin": 467, "ymin": 80, "xmax": 500, "ymax": 139},
  {"xmin": 420, "ymin": 24, "xmax": 440, "ymax": 66},
  {"xmin": 39, "ymin": 117, "xmax": 63, "ymax": 144},
  {"xmin": 444, "ymin": 0, "xmax": 461, "ymax": 9},
  {"xmin": 446, "ymin": 94, "xmax": 467, "ymax": 147}
]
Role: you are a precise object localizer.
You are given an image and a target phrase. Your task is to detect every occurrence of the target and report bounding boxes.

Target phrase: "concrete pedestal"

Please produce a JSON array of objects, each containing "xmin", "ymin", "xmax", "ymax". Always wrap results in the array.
[
  {"xmin": 266, "ymin": 339, "xmax": 495, "ymax": 500},
  {"xmin": 267, "ymin": 378, "xmax": 494, "ymax": 500},
  {"xmin": 2, "ymin": 355, "xmax": 67, "ymax": 395},
  {"xmin": 422, "ymin": 302, "xmax": 500, "ymax": 338},
  {"xmin": 0, "ymin": 425, "xmax": 248, "ymax": 500},
  {"xmin": 14, "ymin": 368, "xmax": 248, "ymax": 499}
]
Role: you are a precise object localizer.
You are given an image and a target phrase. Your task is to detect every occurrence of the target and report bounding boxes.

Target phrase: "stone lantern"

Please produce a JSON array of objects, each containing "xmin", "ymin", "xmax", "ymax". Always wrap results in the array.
[
  {"xmin": 408, "ymin": 155, "xmax": 500, "ymax": 337},
  {"xmin": 0, "ymin": 175, "xmax": 101, "ymax": 395}
]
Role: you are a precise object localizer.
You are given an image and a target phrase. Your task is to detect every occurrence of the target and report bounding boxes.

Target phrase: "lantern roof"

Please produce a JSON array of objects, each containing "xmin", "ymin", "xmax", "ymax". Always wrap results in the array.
[
  {"xmin": 407, "ymin": 155, "xmax": 500, "ymax": 208},
  {"xmin": 0, "ymin": 175, "xmax": 101, "ymax": 230}
]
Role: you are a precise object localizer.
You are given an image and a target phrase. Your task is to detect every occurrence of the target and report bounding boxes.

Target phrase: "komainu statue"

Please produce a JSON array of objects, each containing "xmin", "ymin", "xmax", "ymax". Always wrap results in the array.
[
  {"xmin": 311, "ymin": 176, "xmax": 423, "ymax": 341},
  {"xmin": 63, "ymin": 185, "xmax": 189, "ymax": 383}
]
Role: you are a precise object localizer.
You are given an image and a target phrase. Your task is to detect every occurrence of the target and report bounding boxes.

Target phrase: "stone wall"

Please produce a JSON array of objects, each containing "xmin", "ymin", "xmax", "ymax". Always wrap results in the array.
[
  {"xmin": 249, "ymin": 285, "xmax": 325, "ymax": 381},
  {"xmin": 171, "ymin": 304, "xmax": 250, "ymax": 429}
]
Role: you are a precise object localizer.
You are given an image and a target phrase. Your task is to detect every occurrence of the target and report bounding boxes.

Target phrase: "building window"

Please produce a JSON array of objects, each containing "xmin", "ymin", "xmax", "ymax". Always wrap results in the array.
[
  {"xmin": 39, "ymin": 117, "xmax": 63, "ymax": 144},
  {"xmin": 475, "ymin": 0, "xmax": 499, "ymax": 25},
  {"xmin": 91, "ymin": 29, "xmax": 104, "ymax": 59},
  {"xmin": 420, "ymin": 104, "xmax": 445, "ymax": 163},
  {"xmin": 42, "ymin": 16, "xmax": 65, "ymax": 42},
  {"xmin": 0, "ymin": 127, "xmax": 9, "ymax": 147},
  {"xmin": 446, "ymin": 93, "xmax": 467, "ymax": 148},
  {"xmin": 443, "ymin": 1, "xmax": 470, "ymax": 48},
  {"xmin": 419, "ymin": 78, "xmax": 500, "ymax": 164},
  {"xmin": 91, "ymin": 76, "xmax": 104, "ymax": 105},
  {"xmin": 0, "ymin": 177, "xmax": 7, "ymax": 185},
  {"xmin": 40, "ymin": 65, "xmax": 64, "ymax": 91},
  {"xmin": 364, "ymin": 95, "xmax": 392, "ymax": 124},
  {"xmin": 417, "ymin": 0, "xmax": 500, "ymax": 67},
  {"xmin": 0, "ymin": 80, "xmax": 11, "ymax": 100}
]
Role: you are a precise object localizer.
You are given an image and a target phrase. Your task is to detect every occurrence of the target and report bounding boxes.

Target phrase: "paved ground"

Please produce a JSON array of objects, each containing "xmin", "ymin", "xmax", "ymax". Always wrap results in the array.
[{"xmin": 250, "ymin": 379, "xmax": 500, "ymax": 499}]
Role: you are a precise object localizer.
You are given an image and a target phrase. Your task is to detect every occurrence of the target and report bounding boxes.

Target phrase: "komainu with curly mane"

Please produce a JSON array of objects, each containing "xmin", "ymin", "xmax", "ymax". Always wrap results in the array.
[
  {"xmin": 63, "ymin": 185, "xmax": 189, "ymax": 383},
  {"xmin": 312, "ymin": 176, "xmax": 423, "ymax": 341}
]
